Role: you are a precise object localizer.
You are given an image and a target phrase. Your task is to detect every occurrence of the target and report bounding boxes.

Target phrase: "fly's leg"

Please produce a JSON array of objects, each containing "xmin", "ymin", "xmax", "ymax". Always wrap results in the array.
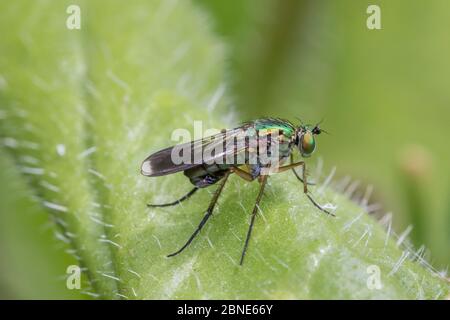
[
  {"xmin": 147, "ymin": 187, "xmax": 199, "ymax": 208},
  {"xmin": 290, "ymin": 154, "xmax": 315, "ymax": 186},
  {"xmin": 167, "ymin": 171, "xmax": 230, "ymax": 258},
  {"xmin": 240, "ymin": 175, "xmax": 268, "ymax": 265},
  {"xmin": 277, "ymin": 161, "xmax": 335, "ymax": 217},
  {"xmin": 273, "ymin": 161, "xmax": 307, "ymax": 192},
  {"xmin": 230, "ymin": 166, "xmax": 255, "ymax": 182},
  {"xmin": 305, "ymin": 193, "xmax": 335, "ymax": 216}
]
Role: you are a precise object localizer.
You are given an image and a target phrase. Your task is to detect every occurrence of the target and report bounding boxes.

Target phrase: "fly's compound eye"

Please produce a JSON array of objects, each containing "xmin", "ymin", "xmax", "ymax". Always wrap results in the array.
[{"xmin": 299, "ymin": 131, "xmax": 316, "ymax": 157}]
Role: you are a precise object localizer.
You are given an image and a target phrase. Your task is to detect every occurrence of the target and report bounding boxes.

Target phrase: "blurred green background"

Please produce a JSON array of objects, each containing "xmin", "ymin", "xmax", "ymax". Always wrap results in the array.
[
  {"xmin": 195, "ymin": 0, "xmax": 450, "ymax": 268},
  {"xmin": 0, "ymin": 0, "xmax": 449, "ymax": 298}
]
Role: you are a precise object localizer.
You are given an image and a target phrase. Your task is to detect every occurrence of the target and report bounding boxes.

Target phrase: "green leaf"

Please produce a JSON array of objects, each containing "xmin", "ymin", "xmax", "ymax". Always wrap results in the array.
[
  {"xmin": 0, "ymin": 0, "xmax": 448, "ymax": 299},
  {"xmin": 0, "ymin": 152, "xmax": 85, "ymax": 299}
]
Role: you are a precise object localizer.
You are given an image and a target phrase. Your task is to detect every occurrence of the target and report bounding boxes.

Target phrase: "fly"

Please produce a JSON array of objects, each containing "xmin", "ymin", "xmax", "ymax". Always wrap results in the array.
[{"xmin": 141, "ymin": 118, "xmax": 335, "ymax": 265}]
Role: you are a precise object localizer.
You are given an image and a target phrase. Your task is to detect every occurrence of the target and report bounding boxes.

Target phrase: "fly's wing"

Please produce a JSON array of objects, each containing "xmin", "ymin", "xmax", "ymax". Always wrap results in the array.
[
  {"xmin": 141, "ymin": 126, "xmax": 251, "ymax": 177},
  {"xmin": 198, "ymin": 126, "xmax": 288, "ymax": 169},
  {"xmin": 141, "ymin": 144, "xmax": 196, "ymax": 177}
]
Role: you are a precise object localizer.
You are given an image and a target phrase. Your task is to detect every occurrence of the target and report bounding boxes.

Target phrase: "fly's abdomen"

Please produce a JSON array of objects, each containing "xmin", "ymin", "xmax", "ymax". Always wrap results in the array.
[{"xmin": 184, "ymin": 163, "xmax": 231, "ymax": 188}]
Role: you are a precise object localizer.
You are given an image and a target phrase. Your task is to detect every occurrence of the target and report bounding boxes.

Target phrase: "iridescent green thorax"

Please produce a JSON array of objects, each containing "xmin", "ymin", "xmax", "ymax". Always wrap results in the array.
[{"xmin": 252, "ymin": 118, "xmax": 295, "ymax": 138}]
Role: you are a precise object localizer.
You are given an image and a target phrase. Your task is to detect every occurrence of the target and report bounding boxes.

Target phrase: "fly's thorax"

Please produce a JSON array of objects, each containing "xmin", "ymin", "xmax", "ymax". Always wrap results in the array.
[{"xmin": 251, "ymin": 127, "xmax": 293, "ymax": 166}]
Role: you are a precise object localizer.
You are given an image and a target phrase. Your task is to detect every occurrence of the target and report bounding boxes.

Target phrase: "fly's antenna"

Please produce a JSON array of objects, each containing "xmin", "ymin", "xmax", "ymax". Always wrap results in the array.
[
  {"xmin": 319, "ymin": 128, "xmax": 331, "ymax": 135},
  {"xmin": 313, "ymin": 118, "xmax": 330, "ymax": 135},
  {"xmin": 316, "ymin": 118, "xmax": 325, "ymax": 127}
]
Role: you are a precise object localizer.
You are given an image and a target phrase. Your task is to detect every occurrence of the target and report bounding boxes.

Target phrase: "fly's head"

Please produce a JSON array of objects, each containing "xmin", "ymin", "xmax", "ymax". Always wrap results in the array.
[{"xmin": 295, "ymin": 123, "xmax": 325, "ymax": 158}]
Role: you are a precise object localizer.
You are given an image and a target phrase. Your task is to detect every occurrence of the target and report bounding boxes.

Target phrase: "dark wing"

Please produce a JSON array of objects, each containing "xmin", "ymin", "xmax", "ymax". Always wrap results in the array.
[
  {"xmin": 141, "ymin": 144, "xmax": 196, "ymax": 177},
  {"xmin": 141, "ymin": 126, "xmax": 251, "ymax": 177}
]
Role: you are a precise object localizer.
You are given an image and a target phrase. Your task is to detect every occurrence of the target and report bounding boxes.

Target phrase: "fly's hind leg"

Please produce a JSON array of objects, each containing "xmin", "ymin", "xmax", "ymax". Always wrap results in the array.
[
  {"xmin": 167, "ymin": 171, "xmax": 230, "ymax": 258},
  {"xmin": 147, "ymin": 187, "xmax": 199, "ymax": 208}
]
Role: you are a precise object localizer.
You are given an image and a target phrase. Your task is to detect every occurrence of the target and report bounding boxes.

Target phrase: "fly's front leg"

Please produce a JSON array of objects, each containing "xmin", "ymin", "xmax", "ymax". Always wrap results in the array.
[
  {"xmin": 269, "ymin": 161, "xmax": 308, "ymax": 192},
  {"xmin": 290, "ymin": 154, "xmax": 315, "ymax": 186},
  {"xmin": 277, "ymin": 161, "xmax": 335, "ymax": 217}
]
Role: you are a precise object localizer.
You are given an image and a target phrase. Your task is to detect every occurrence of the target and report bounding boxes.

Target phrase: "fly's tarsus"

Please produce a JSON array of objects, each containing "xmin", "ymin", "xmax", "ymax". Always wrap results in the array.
[{"xmin": 147, "ymin": 187, "xmax": 199, "ymax": 208}]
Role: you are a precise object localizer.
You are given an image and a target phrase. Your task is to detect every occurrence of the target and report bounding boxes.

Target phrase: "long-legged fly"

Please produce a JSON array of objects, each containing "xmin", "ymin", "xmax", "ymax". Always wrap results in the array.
[{"xmin": 141, "ymin": 118, "xmax": 334, "ymax": 265}]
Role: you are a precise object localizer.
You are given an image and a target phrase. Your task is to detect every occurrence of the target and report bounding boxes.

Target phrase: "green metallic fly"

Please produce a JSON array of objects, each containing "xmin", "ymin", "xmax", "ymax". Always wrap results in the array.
[{"xmin": 141, "ymin": 118, "xmax": 334, "ymax": 265}]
